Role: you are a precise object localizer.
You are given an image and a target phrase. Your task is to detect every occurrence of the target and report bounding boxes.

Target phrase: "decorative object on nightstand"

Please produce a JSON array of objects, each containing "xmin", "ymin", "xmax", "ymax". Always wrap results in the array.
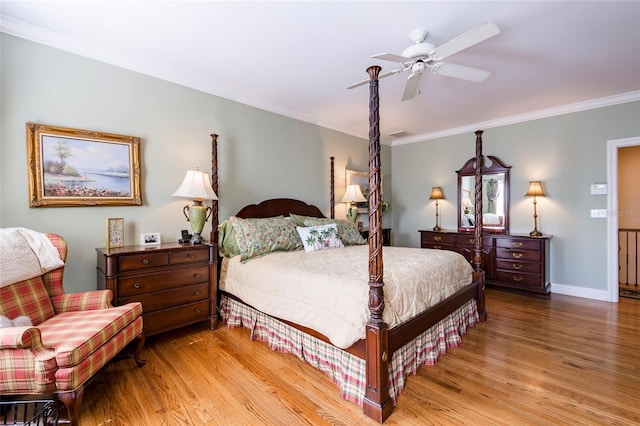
[
  {"xmin": 429, "ymin": 186, "xmax": 445, "ymax": 231},
  {"xmin": 341, "ymin": 184, "xmax": 366, "ymax": 223},
  {"xmin": 525, "ymin": 180, "xmax": 546, "ymax": 237},
  {"xmin": 172, "ymin": 168, "xmax": 218, "ymax": 244}
]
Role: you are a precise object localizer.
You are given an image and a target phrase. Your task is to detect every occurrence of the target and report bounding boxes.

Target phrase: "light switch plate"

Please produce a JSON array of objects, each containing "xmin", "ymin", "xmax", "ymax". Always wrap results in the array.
[{"xmin": 590, "ymin": 209, "xmax": 607, "ymax": 218}]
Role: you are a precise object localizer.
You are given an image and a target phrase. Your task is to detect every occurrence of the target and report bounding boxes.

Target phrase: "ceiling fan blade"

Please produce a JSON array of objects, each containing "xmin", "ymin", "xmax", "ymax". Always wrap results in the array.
[
  {"xmin": 372, "ymin": 53, "xmax": 411, "ymax": 63},
  {"xmin": 347, "ymin": 67, "xmax": 406, "ymax": 90},
  {"xmin": 431, "ymin": 62, "xmax": 491, "ymax": 82},
  {"xmin": 401, "ymin": 72, "xmax": 422, "ymax": 101},
  {"xmin": 431, "ymin": 22, "xmax": 500, "ymax": 59},
  {"xmin": 432, "ymin": 62, "xmax": 491, "ymax": 82}
]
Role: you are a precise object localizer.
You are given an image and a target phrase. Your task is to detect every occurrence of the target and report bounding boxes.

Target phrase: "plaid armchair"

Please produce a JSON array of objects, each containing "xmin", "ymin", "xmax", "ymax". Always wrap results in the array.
[{"xmin": 0, "ymin": 233, "xmax": 145, "ymax": 425}]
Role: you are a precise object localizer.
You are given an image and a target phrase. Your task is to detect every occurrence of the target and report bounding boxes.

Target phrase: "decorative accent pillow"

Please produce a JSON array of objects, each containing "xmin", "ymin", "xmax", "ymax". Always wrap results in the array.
[
  {"xmin": 296, "ymin": 224, "xmax": 344, "ymax": 253},
  {"xmin": 301, "ymin": 217, "xmax": 366, "ymax": 245},
  {"xmin": 0, "ymin": 315, "xmax": 32, "ymax": 328},
  {"xmin": 230, "ymin": 216, "xmax": 302, "ymax": 262},
  {"xmin": 218, "ymin": 220, "xmax": 241, "ymax": 258}
]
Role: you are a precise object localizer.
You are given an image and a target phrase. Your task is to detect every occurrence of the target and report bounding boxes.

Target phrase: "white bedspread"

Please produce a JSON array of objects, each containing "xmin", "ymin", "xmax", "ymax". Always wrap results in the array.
[
  {"xmin": 0, "ymin": 227, "xmax": 65, "ymax": 288},
  {"xmin": 219, "ymin": 245, "xmax": 473, "ymax": 349}
]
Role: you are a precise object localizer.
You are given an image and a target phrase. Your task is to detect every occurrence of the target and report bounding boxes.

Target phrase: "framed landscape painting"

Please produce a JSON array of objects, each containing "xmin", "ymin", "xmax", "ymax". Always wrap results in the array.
[{"xmin": 27, "ymin": 123, "xmax": 142, "ymax": 207}]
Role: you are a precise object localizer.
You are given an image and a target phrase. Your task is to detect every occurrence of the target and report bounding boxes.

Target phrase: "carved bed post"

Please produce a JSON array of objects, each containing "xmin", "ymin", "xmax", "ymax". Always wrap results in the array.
[
  {"xmin": 362, "ymin": 65, "xmax": 393, "ymax": 423},
  {"xmin": 472, "ymin": 130, "xmax": 487, "ymax": 321},
  {"xmin": 330, "ymin": 156, "xmax": 335, "ymax": 219},
  {"xmin": 210, "ymin": 134, "xmax": 219, "ymax": 245}
]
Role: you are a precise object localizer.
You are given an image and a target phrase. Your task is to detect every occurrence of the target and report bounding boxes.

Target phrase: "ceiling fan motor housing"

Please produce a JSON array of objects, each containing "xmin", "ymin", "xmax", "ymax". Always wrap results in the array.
[{"xmin": 401, "ymin": 42, "xmax": 436, "ymax": 60}]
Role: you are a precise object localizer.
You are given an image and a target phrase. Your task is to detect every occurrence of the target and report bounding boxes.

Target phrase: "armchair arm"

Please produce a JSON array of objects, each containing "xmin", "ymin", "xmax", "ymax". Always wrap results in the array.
[
  {"xmin": 52, "ymin": 289, "xmax": 113, "ymax": 313},
  {"xmin": 0, "ymin": 326, "xmax": 44, "ymax": 349}
]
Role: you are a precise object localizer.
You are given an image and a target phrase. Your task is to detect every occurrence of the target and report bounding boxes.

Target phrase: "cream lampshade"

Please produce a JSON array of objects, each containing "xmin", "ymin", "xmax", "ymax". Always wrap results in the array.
[
  {"xmin": 172, "ymin": 168, "xmax": 218, "ymax": 244},
  {"xmin": 341, "ymin": 184, "xmax": 366, "ymax": 223}
]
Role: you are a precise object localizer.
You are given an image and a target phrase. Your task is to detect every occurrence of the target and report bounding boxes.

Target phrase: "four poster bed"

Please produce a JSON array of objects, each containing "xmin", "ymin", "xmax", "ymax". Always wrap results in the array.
[{"xmin": 208, "ymin": 66, "xmax": 487, "ymax": 423}]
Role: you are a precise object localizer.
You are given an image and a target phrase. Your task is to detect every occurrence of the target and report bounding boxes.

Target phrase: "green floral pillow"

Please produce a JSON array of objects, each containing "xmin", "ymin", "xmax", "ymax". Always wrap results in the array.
[
  {"xmin": 301, "ymin": 217, "xmax": 366, "ymax": 245},
  {"xmin": 218, "ymin": 219, "xmax": 241, "ymax": 258},
  {"xmin": 230, "ymin": 216, "xmax": 302, "ymax": 261},
  {"xmin": 296, "ymin": 224, "xmax": 344, "ymax": 253}
]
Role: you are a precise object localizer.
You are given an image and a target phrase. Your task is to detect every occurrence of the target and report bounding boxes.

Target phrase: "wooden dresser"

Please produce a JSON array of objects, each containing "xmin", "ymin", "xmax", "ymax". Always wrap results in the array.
[
  {"xmin": 96, "ymin": 243, "xmax": 217, "ymax": 336},
  {"xmin": 419, "ymin": 230, "xmax": 551, "ymax": 296}
]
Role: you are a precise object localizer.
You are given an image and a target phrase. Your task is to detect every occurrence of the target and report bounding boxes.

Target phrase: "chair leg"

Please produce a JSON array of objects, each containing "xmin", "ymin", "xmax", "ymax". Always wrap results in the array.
[
  {"xmin": 134, "ymin": 333, "xmax": 146, "ymax": 366},
  {"xmin": 58, "ymin": 385, "xmax": 85, "ymax": 426}
]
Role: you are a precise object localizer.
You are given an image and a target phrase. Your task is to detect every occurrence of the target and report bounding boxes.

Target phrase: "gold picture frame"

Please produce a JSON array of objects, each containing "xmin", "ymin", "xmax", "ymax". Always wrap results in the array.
[
  {"xmin": 106, "ymin": 218, "xmax": 125, "ymax": 249},
  {"xmin": 27, "ymin": 123, "xmax": 142, "ymax": 207}
]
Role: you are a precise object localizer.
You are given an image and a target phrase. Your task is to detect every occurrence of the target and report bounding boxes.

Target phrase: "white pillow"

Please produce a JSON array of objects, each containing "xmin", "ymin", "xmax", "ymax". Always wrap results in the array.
[{"xmin": 296, "ymin": 224, "xmax": 344, "ymax": 253}]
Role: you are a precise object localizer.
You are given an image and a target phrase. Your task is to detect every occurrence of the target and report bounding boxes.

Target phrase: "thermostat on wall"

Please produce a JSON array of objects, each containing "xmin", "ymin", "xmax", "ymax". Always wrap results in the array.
[{"xmin": 590, "ymin": 183, "xmax": 608, "ymax": 195}]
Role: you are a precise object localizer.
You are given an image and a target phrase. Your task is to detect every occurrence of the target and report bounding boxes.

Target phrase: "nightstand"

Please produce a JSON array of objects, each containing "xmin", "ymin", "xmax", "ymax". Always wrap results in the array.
[
  {"xmin": 96, "ymin": 242, "xmax": 217, "ymax": 336},
  {"xmin": 360, "ymin": 228, "xmax": 391, "ymax": 246}
]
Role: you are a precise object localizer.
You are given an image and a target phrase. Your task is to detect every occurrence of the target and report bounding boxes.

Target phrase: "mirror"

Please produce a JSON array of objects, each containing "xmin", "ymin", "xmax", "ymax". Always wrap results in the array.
[{"xmin": 457, "ymin": 155, "xmax": 511, "ymax": 232}]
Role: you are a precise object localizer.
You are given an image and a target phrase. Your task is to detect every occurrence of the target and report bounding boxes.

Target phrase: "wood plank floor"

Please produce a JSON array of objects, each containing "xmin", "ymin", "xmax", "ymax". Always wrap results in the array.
[{"xmin": 78, "ymin": 289, "xmax": 640, "ymax": 425}]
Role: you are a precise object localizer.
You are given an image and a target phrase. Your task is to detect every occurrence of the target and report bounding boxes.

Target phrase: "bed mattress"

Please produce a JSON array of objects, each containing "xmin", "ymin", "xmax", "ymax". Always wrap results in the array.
[{"xmin": 219, "ymin": 245, "xmax": 473, "ymax": 349}]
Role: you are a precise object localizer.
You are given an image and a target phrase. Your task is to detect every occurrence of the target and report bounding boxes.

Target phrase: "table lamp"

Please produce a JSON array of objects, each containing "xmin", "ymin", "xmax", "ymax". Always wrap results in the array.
[
  {"xmin": 341, "ymin": 184, "xmax": 366, "ymax": 223},
  {"xmin": 172, "ymin": 168, "xmax": 218, "ymax": 244},
  {"xmin": 525, "ymin": 181, "xmax": 546, "ymax": 237},
  {"xmin": 429, "ymin": 186, "xmax": 445, "ymax": 231}
]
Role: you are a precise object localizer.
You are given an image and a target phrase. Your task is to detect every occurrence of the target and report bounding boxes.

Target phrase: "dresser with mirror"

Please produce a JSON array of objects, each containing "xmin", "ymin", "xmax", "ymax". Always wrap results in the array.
[{"xmin": 420, "ymin": 155, "xmax": 551, "ymax": 296}]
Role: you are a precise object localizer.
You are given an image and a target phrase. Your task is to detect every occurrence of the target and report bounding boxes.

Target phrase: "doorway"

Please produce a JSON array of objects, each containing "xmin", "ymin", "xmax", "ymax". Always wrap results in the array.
[{"xmin": 607, "ymin": 136, "xmax": 640, "ymax": 302}]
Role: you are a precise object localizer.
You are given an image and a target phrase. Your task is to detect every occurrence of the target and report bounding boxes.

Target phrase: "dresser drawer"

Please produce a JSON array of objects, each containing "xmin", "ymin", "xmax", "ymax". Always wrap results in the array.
[
  {"xmin": 118, "ymin": 265, "xmax": 210, "ymax": 297},
  {"xmin": 119, "ymin": 282, "xmax": 209, "ymax": 313},
  {"xmin": 119, "ymin": 252, "xmax": 169, "ymax": 272},
  {"xmin": 496, "ymin": 259, "xmax": 540, "ymax": 274},
  {"xmin": 495, "ymin": 270, "xmax": 541, "ymax": 287},
  {"xmin": 495, "ymin": 248, "xmax": 541, "ymax": 262},
  {"xmin": 423, "ymin": 233, "xmax": 455, "ymax": 244},
  {"xmin": 495, "ymin": 238, "xmax": 542, "ymax": 251},
  {"xmin": 141, "ymin": 300, "xmax": 210, "ymax": 335},
  {"xmin": 170, "ymin": 248, "xmax": 210, "ymax": 265}
]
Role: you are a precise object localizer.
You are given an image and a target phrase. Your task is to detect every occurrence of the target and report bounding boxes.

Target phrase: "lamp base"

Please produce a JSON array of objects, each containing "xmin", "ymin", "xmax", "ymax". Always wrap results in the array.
[
  {"xmin": 529, "ymin": 230, "xmax": 542, "ymax": 237},
  {"xmin": 346, "ymin": 206, "xmax": 359, "ymax": 223},
  {"xmin": 191, "ymin": 233, "xmax": 205, "ymax": 244},
  {"xmin": 433, "ymin": 226, "xmax": 442, "ymax": 232}
]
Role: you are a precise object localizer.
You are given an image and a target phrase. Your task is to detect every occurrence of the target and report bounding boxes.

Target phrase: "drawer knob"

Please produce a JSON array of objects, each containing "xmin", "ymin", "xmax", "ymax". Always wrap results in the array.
[
  {"xmin": 512, "ymin": 253, "xmax": 523, "ymax": 259},
  {"xmin": 133, "ymin": 283, "xmax": 141, "ymax": 289},
  {"xmin": 195, "ymin": 308, "xmax": 201, "ymax": 314},
  {"xmin": 193, "ymin": 273, "xmax": 200, "ymax": 279},
  {"xmin": 513, "ymin": 276, "xmax": 523, "ymax": 282},
  {"xmin": 142, "ymin": 259, "xmax": 150, "ymax": 265},
  {"xmin": 434, "ymin": 245, "xmax": 442, "ymax": 249},
  {"xmin": 194, "ymin": 290, "xmax": 201, "ymax": 296},
  {"xmin": 434, "ymin": 236, "xmax": 442, "ymax": 241},
  {"xmin": 513, "ymin": 263, "xmax": 522, "ymax": 270},
  {"xmin": 513, "ymin": 242, "xmax": 523, "ymax": 248},
  {"xmin": 187, "ymin": 253, "xmax": 194, "ymax": 259},
  {"xmin": 468, "ymin": 238, "xmax": 475, "ymax": 244}
]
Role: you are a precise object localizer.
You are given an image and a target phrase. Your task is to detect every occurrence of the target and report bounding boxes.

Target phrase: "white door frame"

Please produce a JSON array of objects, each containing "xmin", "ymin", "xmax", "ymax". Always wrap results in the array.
[{"xmin": 607, "ymin": 136, "xmax": 640, "ymax": 302}]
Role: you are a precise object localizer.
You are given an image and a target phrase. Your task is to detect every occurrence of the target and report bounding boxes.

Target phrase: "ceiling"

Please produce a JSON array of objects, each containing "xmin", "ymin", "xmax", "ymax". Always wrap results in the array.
[{"xmin": 1, "ymin": 1, "xmax": 639, "ymax": 145}]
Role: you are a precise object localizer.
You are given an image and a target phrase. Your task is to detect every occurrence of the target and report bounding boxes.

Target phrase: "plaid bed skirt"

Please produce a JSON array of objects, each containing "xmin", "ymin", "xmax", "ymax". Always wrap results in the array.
[{"xmin": 219, "ymin": 295, "xmax": 479, "ymax": 405}]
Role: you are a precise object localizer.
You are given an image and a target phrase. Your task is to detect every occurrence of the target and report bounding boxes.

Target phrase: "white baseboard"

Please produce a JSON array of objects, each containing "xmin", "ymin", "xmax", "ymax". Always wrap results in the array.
[{"xmin": 550, "ymin": 283, "xmax": 615, "ymax": 302}]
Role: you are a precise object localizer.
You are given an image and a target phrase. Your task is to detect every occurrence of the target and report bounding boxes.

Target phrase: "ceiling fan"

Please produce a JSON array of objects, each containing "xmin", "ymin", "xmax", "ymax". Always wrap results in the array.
[{"xmin": 347, "ymin": 22, "xmax": 500, "ymax": 101}]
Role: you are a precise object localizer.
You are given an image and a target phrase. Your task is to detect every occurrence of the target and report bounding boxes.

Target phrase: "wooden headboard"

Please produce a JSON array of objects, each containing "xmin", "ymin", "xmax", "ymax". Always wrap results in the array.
[{"xmin": 235, "ymin": 198, "xmax": 325, "ymax": 219}]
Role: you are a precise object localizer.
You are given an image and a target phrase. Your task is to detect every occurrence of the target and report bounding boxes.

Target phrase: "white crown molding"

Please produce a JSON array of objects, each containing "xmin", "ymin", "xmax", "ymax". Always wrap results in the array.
[{"xmin": 391, "ymin": 90, "xmax": 640, "ymax": 146}]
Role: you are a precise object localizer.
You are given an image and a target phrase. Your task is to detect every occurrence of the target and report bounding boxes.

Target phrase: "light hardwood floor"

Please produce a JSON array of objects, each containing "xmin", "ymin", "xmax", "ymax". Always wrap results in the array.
[{"xmin": 79, "ymin": 289, "xmax": 640, "ymax": 425}]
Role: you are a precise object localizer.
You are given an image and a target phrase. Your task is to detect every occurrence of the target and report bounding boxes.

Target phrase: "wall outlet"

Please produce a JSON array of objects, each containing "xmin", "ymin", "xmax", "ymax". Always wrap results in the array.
[{"xmin": 590, "ymin": 209, "xmax": 607, "ymax": 218}]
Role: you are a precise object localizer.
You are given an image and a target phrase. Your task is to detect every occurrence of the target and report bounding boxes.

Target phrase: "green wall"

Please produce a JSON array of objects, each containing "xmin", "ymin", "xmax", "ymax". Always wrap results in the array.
[{"xmin": 1, "ymin": 34, "xmax": 389, "ymax": 292}]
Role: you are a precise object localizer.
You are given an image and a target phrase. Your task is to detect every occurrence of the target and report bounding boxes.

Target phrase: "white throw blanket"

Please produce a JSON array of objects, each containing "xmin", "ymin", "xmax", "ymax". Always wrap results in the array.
[{"xmin": 0, "ymin": 227, "xmax": 65, "ymax": 288}]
